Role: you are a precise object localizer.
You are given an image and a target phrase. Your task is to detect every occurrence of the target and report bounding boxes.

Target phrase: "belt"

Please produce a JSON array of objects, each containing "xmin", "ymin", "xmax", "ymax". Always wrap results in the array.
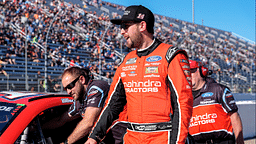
[{"xmin": 127, "ymin": 121, "xmax": 172, "ymax": 132}]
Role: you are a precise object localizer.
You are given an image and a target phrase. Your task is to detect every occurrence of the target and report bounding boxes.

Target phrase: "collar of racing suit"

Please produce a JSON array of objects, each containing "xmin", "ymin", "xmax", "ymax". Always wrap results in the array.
[
  {"xmin": 193, "ymin": 77, "xmax": 217, "ymax": 99},
  {"xmin": 137, "ymin": 38, "xmax": 162, "ymax": 57}
]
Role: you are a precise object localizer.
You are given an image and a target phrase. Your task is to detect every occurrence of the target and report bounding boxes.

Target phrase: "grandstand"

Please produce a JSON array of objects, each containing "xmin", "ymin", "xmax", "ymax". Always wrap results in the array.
[{"xmin": 0, "ymin": 0, "xmax": 255, "ymax": 93}]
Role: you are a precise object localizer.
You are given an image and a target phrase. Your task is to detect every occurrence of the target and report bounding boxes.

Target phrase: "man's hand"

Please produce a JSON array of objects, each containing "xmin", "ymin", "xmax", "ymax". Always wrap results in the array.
[{"xmin": 84, "ymin": 138, "xmax": 97, "ymax": 144}]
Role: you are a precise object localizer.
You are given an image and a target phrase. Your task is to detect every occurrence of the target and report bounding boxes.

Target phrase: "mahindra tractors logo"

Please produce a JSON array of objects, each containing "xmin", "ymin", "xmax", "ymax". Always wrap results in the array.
[
  {"xmin": 124, "ymin": 80, "xmax": 161, "ymax": 87},
  {"xmin": 190, "ymin": 113, "xmax": 217, "ymax": 127},
  {"xmin": 123, "ymin": 80, "xmax": 161, "ymax": 93}
]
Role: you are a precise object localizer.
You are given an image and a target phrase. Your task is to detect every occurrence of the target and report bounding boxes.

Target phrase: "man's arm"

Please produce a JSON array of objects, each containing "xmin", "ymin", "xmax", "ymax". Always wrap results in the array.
[
  {"xmin": 67, "ymin": 107, "xmax": 102, "ymax": 144},
  {"xmin": 230, "ymin": 112, "xmax": 244, "ymax": 144},
  {"xmin": 167, "ymin": 52, "xmax": 193, "ymax": 144}
]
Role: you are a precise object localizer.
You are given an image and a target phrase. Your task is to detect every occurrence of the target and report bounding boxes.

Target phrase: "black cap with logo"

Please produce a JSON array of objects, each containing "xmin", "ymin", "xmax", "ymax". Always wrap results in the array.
[{"xmin": 110, "ymin": 5, "xmax": 155, "ymax": 30}]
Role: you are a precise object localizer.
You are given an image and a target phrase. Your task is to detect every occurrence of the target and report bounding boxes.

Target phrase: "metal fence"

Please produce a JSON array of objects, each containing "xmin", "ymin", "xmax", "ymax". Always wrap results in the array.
[
  {"xmin": 0, "ymin": 72, "xmax": 255, "ymax": 93},
  {"xmin": 0, "ymin": 73, "xmax": 114, "ymax": 93}
]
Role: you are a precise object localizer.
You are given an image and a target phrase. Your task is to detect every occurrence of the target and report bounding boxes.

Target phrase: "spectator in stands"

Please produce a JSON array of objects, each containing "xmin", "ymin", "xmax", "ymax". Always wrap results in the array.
[
  {"xmin": 0, "ymin": 0, "xmax": 255, "ymax": 94},
  {"xmin": 0, "ymin": 64, "xmax": 8, "ymax": 77},
  {"xmin": 52, "ymin": 77, "xmax": 61, "ymax": 92},
  {"xmin": 37, "ymin": 71, "xmax": 45, "ymax": 92},
  {"xmin": 0, "ymin": 55, "xmax": 7, "ymax": 65},
  {"xmin": 5, "ymin": 53, "xmax": 16, "ymax": 64},
  {"xmin": 50, "ymin": 57, "xmax": 57, "ymax": 67},
  {"xmin": 45, "ymin": 75, "xmax": 55, "ymax": 92},
  {"xmin": 43, "ymin": 66, "xmax": 109, "ymax": 144},
  {"xmin": 188, "ymin": 60, "xmax": 244, "ymax": 144},
  {"xmin": 31, "ymin": 51, "xmax": 40, "ymax": 63},
  {"xmin": 0, "ymin": 34, "xmax": 4, "ymax": 45},
  {"xmin": 105, "ymin": 72, "xmax": 111, "ymax": 79}
]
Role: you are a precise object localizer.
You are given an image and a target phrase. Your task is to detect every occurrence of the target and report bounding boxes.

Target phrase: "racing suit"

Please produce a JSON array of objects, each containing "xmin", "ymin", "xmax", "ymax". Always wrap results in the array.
[
  {"xmin": 189, "ymin": 77, "xmax": 238, "ymax": 143},
  {"xmin": 89, "ymin": 38, "xmax": 193, "ymax": 144}
]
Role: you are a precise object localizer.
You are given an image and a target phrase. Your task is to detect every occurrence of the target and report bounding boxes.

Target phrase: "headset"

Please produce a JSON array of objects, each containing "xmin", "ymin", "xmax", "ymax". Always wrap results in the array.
[
  {"xmin": 197, "ymin": 61, "xmax": 213, "ymax": 78},
  {"xmin": 199, "ymin": 64, "xmax": 209, "ymax": 78}
]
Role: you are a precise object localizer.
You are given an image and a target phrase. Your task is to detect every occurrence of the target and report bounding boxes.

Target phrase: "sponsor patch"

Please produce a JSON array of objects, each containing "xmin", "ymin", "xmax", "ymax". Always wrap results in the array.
[
  {"xmin": 184, "ymin": 70, "xmax": 190, "ymax": 75},
  {"xmin": 166, "ymin": 46, "xmax": 178, "ymax": 62},
  {"xmin": 121, "ymin": 72, "xmax": 126, "ymax": 77},
  {"xmin": 180, "ymin": 59, "xmax": 189, "ymax": 64},
  {"xmin": 145, "ymin": 62, "xmax": 161, "ymax": 66},
  {"xmin": 144, "ymin": 74, "xmax": 160, "ymax": 78},
  {"xmin": 229, "ymin": 100, "xmax": 235, "ymax": 104},
  {"xmin": 122, "ymin": 65, "xmax": 137, "ymax": 71},
  {"xmin": 225, "ymin": 93, "xmax": 233, "ymax": 98},
  {"xmin": 128, "ymin": 73, "xmax": 137, "ymax": 76},
  {"xmin": 124, "ymin": 80, "xmax": 161, "ymax": 93},
  {"xmin": 190, "ymin": 113, "xmax": 217, "ymax": 127},
  {"xmin": 88, "ymin": 90, "xmax": 99, "ymax": 97},
  {"xmin": 146, "ymin": 56, "xmax": 162, "ymax": 62},
  {"xmin": 128, "ymin": 71, "xmax": 137, "ymax": 76},
  {"xmin": 186, "ymin": 85, "xmax": 191, "ymax": 89},
  {"xmin": 200, "ymin": 100, "xmax": 215, "ymax": 104},
  {"xmin": 126, "ymin": 57, "xmax": 137, "ymax": 65},
  {"xmin": 145, "ymin": 67, "xmax": 158, "ymax": 74},
  {"xmin": 87, "ymin": 97, "xmax": 96, "ymax": 104},
  {"xmin": 201, "ymin": 92, "xmax": 214, "ymax": 98},
  {"xmin": 182, "ymin": 65, "xmax": 190, "ymax": 69}
]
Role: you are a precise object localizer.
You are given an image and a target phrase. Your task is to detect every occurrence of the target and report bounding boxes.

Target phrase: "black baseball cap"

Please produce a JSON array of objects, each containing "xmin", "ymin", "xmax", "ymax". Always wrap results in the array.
[{"xmin": 110, "ymin": 5, "xmax": 155, "ymax": 29}]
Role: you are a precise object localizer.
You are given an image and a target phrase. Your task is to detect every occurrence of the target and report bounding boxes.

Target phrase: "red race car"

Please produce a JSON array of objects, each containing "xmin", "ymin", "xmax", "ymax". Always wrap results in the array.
[{"xmin": 0, "ymin": 91, "xmax": 80, "ymax": 144}]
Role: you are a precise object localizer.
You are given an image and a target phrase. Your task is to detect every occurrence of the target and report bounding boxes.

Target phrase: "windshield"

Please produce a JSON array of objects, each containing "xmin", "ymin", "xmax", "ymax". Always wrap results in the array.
[{"xmin": 0, "ymin": 102, "xmax": 26, "ymax": 136}]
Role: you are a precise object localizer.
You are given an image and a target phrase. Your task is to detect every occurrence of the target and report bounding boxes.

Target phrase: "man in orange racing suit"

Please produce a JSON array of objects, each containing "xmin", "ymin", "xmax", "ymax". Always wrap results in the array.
[{"xmin": 86, "ymin": 5, "xmax": 193, "ymax": 144}]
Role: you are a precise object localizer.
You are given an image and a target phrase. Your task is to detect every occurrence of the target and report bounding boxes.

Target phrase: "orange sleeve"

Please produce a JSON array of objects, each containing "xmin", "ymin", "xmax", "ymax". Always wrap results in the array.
[{"xmin": 168, "ymin": 53, "xmax": 193, "ymax": 144}]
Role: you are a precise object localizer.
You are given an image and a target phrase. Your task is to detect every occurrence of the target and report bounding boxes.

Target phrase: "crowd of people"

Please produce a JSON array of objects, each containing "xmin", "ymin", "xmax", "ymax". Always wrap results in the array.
[
  {"xmin": 0, "ymin": 0, "xmax": 252, "ymax": 143},
  {"xmin": 0, "ymin": 0, "xmax": 255, "ymax": 92},
  {"xmin": 0, "ymin": 0, "xmax": 123, "ymax": 79}
]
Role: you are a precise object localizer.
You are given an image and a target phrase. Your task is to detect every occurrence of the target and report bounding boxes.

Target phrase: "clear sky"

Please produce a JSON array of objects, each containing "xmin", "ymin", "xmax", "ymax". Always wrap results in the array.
[{"xmin": 105, "ymin": 0, "xmax": 255, "ymax": 43}]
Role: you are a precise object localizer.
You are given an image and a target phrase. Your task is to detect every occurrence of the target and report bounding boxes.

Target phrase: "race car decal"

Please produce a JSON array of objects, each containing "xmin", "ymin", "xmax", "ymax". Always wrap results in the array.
[
  {"xmin": 0, "ymin": 92, "xmax": 45, "ymax": 101},
  {"xmin": 61, "ymin": 98, "xmax": 74, "ymax": 103},
  {"xmin": 0, "ymin": 102, "xmax": 26, "ymax": 136}
]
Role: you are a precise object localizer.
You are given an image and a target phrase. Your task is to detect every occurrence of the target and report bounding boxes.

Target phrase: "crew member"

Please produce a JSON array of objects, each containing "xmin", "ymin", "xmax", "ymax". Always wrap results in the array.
[
  {"xmin": 43, "ymin": 66, "xmax": 109, "ymax": 144},
  {"xmin": 188, "ymin": 60, "xmax": 244, "ymax": 144}
]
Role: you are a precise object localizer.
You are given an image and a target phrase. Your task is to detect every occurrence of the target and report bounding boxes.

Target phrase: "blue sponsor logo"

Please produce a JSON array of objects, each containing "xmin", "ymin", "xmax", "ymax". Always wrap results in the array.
[
  {"xmin": 130, "ymin": 71, "xmax": 135, "ymax": 73},
  {"xmin": 146, "ymin": 56, "xmax": 162, "ymax": 62},
  {"xmin": 201, "ymin": 92, "xmax": 213, "ymax": 97}
]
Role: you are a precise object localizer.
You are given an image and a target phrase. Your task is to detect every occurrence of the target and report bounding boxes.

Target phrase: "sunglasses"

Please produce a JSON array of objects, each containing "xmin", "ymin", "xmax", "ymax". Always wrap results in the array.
[
  {"xmin": 190, "ymin": 68, "xmax": 198, "ymax": 73},
  {"xmin": 64, "ymin": 75, "xmax": 81, "ymax": 91},
  {"xmin": 121, "ymin": 22, "xmax": 138, "ymax": 30}
]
